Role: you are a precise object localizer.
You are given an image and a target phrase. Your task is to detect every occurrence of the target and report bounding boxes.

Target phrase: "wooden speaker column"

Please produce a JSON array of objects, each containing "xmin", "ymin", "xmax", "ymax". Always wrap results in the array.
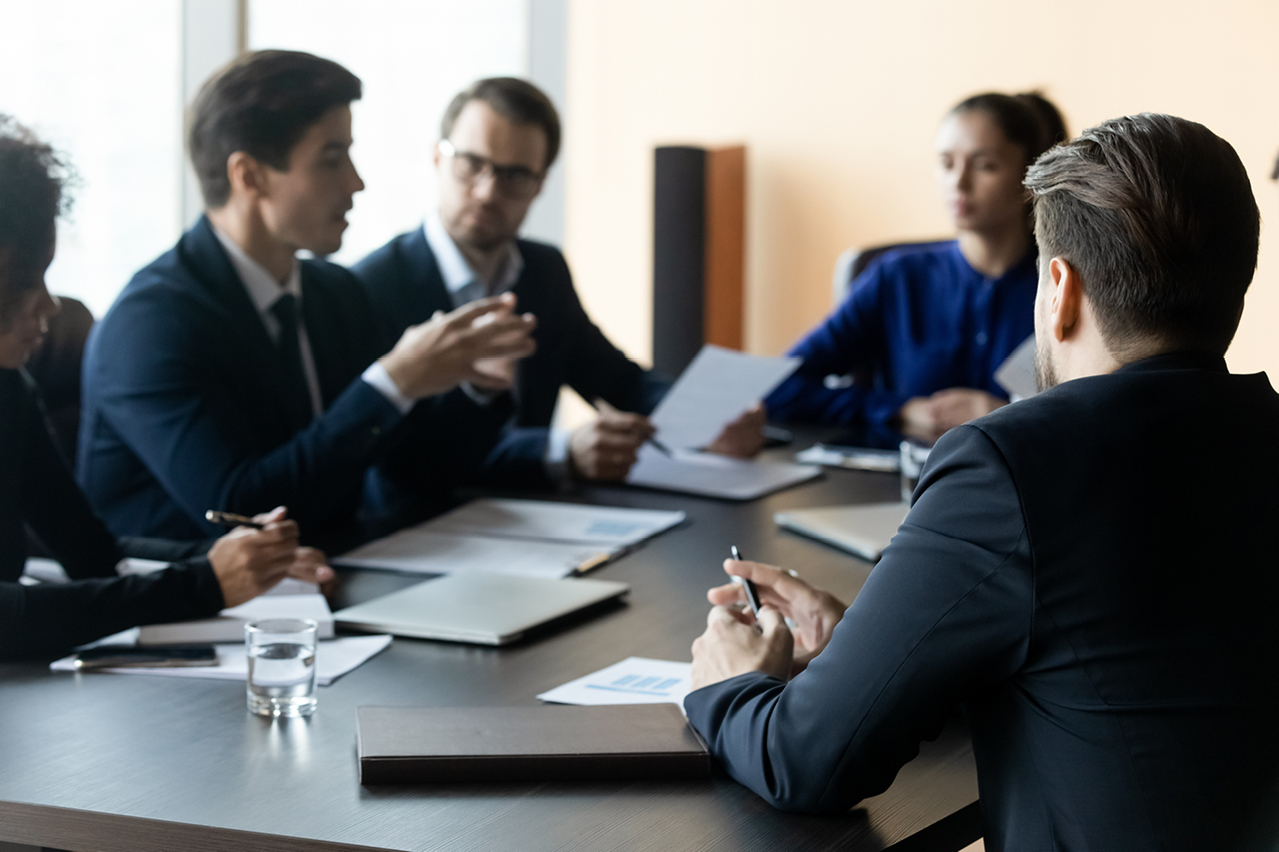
[{"xmin": 652, "ymin": 145, "xmax": 746, "ymax": 376}]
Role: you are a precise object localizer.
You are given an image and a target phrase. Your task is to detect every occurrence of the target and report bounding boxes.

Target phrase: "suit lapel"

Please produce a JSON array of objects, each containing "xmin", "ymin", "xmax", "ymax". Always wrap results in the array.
[
  {"xmin": 404, "ymin": 228, "xmax": 455, "ymax": 321},
  {"xmin": 179, "ymin": 216, "xmax": 307, "ymax": 433}
]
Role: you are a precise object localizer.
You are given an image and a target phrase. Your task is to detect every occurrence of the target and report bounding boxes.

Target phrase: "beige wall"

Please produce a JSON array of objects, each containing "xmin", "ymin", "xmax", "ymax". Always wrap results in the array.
[{"xmin": 561, "ymin": 0, "xmax": 1279, "ymax": 378}]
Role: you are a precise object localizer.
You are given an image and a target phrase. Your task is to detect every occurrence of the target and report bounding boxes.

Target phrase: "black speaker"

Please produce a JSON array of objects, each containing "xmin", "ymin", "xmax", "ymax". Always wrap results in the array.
[{"xmin": 652, "ymin": 145, "xmax": 745, "ymax": 377}]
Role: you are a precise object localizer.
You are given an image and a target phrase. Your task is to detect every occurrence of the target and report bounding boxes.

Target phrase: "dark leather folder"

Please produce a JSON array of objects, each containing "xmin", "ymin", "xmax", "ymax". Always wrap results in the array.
[{"xmin": 357, "ymin": 704, "xmax": 712, "ymax": 784}]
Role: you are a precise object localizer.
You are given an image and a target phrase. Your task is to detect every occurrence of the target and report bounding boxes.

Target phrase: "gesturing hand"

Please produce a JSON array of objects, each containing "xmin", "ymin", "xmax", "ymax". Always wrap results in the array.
[
  {"xmin": 379, "ymin": 293, "xmax": 537, "ymax": 400},
  {"xmin": 707, "ymin": 559, "xmax": 847, "ymax": 675}
]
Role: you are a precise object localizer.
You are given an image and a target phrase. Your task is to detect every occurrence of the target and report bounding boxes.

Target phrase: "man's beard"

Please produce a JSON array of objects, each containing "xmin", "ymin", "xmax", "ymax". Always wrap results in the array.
[{"xmin": 1034, "ymin": 338, "xmax": 1059, "ymax": 392}]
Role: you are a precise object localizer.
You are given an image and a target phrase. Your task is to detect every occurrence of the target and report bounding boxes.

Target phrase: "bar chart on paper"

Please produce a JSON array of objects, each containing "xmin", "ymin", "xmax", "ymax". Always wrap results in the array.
[{"xmin": 537, "ymin": 657, "xmax": 693, "ymax": 707}]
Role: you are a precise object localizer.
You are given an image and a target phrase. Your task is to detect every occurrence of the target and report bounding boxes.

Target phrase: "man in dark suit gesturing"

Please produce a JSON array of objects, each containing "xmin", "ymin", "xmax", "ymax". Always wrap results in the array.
[
  {"xmin": 353, "ymin": 78, "xmax": 762, "ymax": 488},
  {"xmin": 686, "ymin": 113, "xmax": 1279, "ymax": 851},
  {"xmin": 78, "ymin": 52, "xmax": 536, "ymax": 540}
]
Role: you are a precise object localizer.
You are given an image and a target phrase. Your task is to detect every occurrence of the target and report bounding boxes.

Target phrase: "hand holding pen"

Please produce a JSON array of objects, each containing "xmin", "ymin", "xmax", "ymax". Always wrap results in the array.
[{"xmin": 566, "ymin": 399, "xmax": 673, "ymax": 481}]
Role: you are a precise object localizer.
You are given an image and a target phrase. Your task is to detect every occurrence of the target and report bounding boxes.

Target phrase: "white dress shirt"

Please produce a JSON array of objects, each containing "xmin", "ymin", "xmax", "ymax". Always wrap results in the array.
[
  {"xmin": 421, "ymin": 211, "xmax": 573, "ymax": 474},
  {"xmin": 212, "ymin": 226, "xmax": 412, "ymax": 418}
]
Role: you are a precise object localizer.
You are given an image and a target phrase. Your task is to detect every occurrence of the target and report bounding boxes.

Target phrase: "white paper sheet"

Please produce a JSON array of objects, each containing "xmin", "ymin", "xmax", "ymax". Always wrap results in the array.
[
  {"xmin": 50, "ymin": 634, "xmax": 392, "ymax": 685},
  {"xmin": 334, "ymin": 532, "xmax": 615, "ymax": 578},
  {"xmin": 537, "ymin": 657, "xmax": 692, "ymax": 707},
  {"xmin": 419, "ymin": 498, "xmax": 686, "ymax": 546},
  {"xmin": 994, "ymin": 334, "xmax": 1039, "ymax": 401},
  {"xmin": 648, "ymin": 344, "xmax": 800, "ymax": 449},
  {"xmin": 627, "ymin": 446, "xmax": 821, "ymax": 500}
]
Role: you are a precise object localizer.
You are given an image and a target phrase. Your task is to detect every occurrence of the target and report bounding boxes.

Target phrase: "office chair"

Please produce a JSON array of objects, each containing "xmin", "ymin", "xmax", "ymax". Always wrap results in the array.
[{"xmin": 831, "ymin": 239, "xmax": 950, "ymax": 306}]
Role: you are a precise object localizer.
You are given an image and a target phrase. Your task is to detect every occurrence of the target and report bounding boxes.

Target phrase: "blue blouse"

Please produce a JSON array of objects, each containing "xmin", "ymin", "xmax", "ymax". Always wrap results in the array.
[{"xmin": 765, "ymin": 241, "xmax": 1037, "ymax": 428}]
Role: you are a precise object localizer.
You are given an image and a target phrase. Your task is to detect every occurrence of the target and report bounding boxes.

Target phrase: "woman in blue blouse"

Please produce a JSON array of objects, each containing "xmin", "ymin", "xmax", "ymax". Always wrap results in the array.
[{"xmin": 766, "ymin": 92, "xmax": 1066, "ymax": 435}]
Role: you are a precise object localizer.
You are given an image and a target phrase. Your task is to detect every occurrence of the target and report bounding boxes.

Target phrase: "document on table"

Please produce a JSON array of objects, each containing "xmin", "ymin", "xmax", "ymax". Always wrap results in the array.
[
  {"xmin": 334, "ymin": 499, "xmax": 686, "ymax": 577},
  {"xmin": 649, "ymin": 344, "xmax": 800, "ymax": 449},
  {"xmin": 994, "ymin": 334, "xmax": 1038, "ymax": 401},
  {"xmin": 50, "ymin": 635, "xmax": 391, "ymax": 685},
  {"xmin": 627, "ymin": 445, "xmax": 821, "ymax": 501},
  {"xmin": 537, "ymin": 657, "xmax": 693, "ymax": 707},
  {"xmin": 334, "ymin": 532, "xmax": 617, "ymax": 578}
]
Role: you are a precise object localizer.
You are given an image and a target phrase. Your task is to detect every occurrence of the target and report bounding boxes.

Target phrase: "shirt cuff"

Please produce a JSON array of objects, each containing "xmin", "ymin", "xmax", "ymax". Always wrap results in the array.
[
  {"xmin": 459, "ymin": 381, "xmax": 502, "ymax": 407},
  {"xmin": 361, "ymin": 361, "xmax": 415, "ymax": 415},
  {"xmin": 544, "ymin": 427, "xmax": 573, "ymax": 484}
]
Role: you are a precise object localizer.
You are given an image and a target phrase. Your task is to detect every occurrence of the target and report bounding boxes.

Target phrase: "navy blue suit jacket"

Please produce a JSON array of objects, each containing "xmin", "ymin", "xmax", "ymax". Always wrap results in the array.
[
  {"xmin": 352, "ymin": 227, "xmax": 669, "ymax": 486},
  {"xmin": 686, "ymin": 353, "xmax": 1279, "ymax": 851},
  {"xmin": 77, "ymin": 217, "xmax": 436, "ymax": 540}
]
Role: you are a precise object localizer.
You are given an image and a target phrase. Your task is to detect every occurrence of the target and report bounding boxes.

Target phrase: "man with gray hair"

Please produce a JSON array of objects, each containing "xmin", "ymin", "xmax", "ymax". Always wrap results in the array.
[{"xmin": 684, "ymin": 113, "xmax": 1279, "ymax": 851}]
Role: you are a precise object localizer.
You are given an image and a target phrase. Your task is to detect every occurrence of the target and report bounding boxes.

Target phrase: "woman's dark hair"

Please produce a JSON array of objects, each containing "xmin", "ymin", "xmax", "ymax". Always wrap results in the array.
[
  {"xmin": 1026, "ymin": 113, "xmax": 1259, "ymax": 356},
  {"xmin": 0, "ymin": 114, "xmax": 73, "ymax": 321},
  {"xmin": 952, "ymin": 91, "xmax": 1068, "ymax": 165},
  {"xmin": 188, "ymin": 50, "xmax": 362, "ymax": 209},
  {"xmin": 440, "ymin": 77, "xmax": 561, "ymax": 171}
]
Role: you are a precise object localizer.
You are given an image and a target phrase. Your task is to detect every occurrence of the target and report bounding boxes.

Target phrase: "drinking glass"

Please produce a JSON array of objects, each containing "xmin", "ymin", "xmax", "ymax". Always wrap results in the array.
[{"xmin": 245, "ymin": 618, "xmax": 317, "ymax": 717}]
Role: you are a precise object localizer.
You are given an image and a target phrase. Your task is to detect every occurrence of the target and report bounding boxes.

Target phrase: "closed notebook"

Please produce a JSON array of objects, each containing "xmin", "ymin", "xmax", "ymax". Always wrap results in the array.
[
  {"xmin": 357, "ymin": 704, "xmax": 711, "ymax": 784},
  {"xmin": 773, "ymin": 501, "xmax": 911, "ymax": 562}
]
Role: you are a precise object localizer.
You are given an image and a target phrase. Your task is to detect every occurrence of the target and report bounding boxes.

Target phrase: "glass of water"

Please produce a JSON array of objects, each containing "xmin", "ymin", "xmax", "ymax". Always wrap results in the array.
[{"xmin": 245, "ymin": 618, "xmax": 318, "ymax": 717}]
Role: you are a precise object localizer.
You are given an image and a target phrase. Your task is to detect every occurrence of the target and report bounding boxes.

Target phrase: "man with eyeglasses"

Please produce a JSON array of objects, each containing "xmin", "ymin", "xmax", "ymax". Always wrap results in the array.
[{"xmin": 354, "ymin": 78, "xmax": 764, "ymax": 488}]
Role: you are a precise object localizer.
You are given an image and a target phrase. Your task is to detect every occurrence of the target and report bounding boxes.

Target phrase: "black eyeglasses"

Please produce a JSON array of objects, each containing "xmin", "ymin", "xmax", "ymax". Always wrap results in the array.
[{"xmin": 438, "ymin": 139, "xmax": 544, "ymax": 200}]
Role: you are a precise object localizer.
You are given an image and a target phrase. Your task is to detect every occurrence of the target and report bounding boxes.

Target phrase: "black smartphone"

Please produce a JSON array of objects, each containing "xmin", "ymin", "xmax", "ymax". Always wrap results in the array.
[{"xmin": 73, "ymin": 645, "xmax": 218, "ymax": 669}]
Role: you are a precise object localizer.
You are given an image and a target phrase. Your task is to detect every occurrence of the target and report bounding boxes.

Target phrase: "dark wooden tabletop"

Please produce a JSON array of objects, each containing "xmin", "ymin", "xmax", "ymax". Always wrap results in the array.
[{"xmin": 0, "ymin": 442, "xmax": 979, "ymax": 852}]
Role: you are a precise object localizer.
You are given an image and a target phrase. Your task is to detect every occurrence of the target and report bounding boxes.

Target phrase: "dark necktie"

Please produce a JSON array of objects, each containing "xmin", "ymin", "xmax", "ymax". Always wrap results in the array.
[{"xmin": 270, "ymin": 294, "xmax": 314, "ymax": 430}]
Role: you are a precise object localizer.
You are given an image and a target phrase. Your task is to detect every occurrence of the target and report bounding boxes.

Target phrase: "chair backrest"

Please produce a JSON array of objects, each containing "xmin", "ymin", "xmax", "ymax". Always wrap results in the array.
[
  {"xmin": 831, "ymin": 239, "xmax": 951, "ymax": 306},
  {"xmin": 24, "ymin": 295, "xmax": 94, "ymax": 465}
]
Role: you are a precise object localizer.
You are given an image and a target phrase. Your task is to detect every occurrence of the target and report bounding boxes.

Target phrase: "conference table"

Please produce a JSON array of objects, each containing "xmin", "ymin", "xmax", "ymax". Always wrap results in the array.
[{"xmin": 0, "ymin": 435, "xmax": 980, "ymax": 852}]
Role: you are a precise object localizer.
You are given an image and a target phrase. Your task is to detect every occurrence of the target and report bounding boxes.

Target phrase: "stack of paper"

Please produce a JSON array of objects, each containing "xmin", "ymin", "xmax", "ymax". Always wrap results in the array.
[
  {"xmin": 335, "ymin": 499, "xmax": 685, "ymax": 578},
  {"xmin": 51, "ymin": 634, "xmax": 390, "ymax": 685}
]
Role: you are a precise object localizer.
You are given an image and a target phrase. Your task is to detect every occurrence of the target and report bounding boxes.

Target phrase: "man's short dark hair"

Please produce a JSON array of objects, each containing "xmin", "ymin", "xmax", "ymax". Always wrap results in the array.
[
  {"xmin": 1025, "ymin": 113, "xmax": 1259, "ymax": 357},
  {"xmin": 188, "ymin": 50, "xmax": 362, "ymax": 209},
  {"xmin": 0, "ymin": 114, "xmax": 73, "ymax": 322},
  {"xmin": 440, "ymin": 78, "xmax": 561, "ymax": 171}
]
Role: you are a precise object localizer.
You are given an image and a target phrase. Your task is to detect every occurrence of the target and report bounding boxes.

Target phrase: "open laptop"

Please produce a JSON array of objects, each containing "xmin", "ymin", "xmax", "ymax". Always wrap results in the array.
[
  {"xmin": 333, "ymin": 573, "xmax": 630, "ymax": 646},
  {"xmin": 773, "ymin": 502, "xmax": 911, "ymax": 563}
]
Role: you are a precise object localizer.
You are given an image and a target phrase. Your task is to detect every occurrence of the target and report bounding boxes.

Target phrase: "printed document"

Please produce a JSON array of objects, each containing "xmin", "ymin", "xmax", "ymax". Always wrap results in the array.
[
  {"xmin": 649, "ymin": 345, "xmax": 800, "ymax": 449},
  {"xmin": 335, "ymin": 499, "xmax": 685, "ymax": 577},
  {"xmin": 538, "ymin": 657, "xmax": 693, "ymax": 707}
]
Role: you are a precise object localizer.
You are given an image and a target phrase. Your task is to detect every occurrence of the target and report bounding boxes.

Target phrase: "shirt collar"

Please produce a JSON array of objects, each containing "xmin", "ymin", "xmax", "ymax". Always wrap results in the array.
[
  {"xmin": 422, "ymin": 208, "xmax": 523, "ymax": 298},
  {"xmin": 212, "ymin": 225, "xmax": 302, "ymax": 314}
]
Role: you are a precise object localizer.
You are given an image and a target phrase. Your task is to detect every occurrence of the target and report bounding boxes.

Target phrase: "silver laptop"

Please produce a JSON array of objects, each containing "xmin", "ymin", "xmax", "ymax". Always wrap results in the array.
[
  {"xmin": 773, "ymin": 502, "xmax": 910, "ymax": 562},
  {"xmin": 333, "ymin": 573, "xmax": 630, "ymax": 646}
]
